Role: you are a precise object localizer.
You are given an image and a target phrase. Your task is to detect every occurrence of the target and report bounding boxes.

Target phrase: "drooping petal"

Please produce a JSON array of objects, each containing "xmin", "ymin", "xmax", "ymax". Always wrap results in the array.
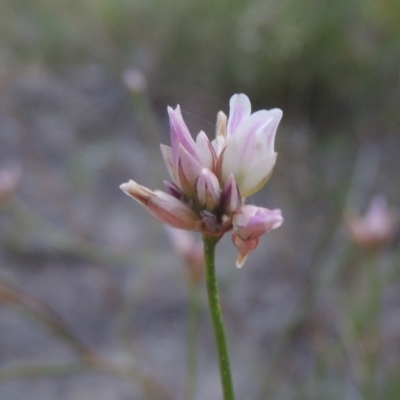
[
  {"xmin": 195, "ymin": 168, "xmax": 221, "ymax": 211},
  {"xmin": 232, "ymin": 235, "xmax": 259, "ymax": 268},
  {"xmin": 168, "ymin": 105, "xmax": 198, "ymax": 163},
  {"xmin": 233, "ymin": 205, "xmax": 283, "ymax": 240},
  {"xmin": 120, "ymin": 180, "xmax": 200, "ymax": 230},
  {"xmin": 227, "ymin": 94, "xmax": 251, "ymax": 137},
  {"xmin": 231, "ymin": 205, "xmax": 283, "ymax": 267}
]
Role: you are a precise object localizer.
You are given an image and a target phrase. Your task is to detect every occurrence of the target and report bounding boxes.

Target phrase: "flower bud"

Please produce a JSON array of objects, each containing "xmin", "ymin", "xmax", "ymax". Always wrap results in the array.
[
  {"xmin": 195, "ymin": 169, "xmax": 221, "ymax": 211},
  {"xmin": 220, "ymin": 174, "xmax": 242, "ymax": 215}
]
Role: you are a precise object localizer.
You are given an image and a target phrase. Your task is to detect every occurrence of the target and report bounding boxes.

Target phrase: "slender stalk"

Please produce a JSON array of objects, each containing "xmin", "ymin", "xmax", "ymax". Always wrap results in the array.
[
  {"xmin": 202, "ymin": 234, "xmax": 235, "ymax": 400},
  {"xmin": 359, "ymin": 252, "xmax": 382, "ymax": 400},
  {"xmin": 184, "ymin": 279, "xmax": 201, "ymax": 400},
  {"xmin": 0, "ymin": 362, "xmax": 89, "ymax": 382}
]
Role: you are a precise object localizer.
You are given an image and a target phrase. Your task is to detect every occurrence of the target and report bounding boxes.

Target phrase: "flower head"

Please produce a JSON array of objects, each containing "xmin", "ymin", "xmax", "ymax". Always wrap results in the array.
[
  {"xmin": 345, "ymin": 195, "xmax": 399, "ymax": 250},
  {"xmin": 121, "ymin": 94, "xmax": 283, "ymax": 266}
]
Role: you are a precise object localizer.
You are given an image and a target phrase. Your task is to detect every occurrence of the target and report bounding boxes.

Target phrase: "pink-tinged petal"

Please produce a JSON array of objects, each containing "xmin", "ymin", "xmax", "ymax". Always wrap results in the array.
[
  {"xmin": 195, "ymin": 131, "xmax": 216, "ymax": 170},
  {"xmin": 160, "ymin": 144, "xmax": 178, "ymax": 184},
  {"xmin": 227, "ymin": 94, "xmax": 251, "ymax": 137},
  {"xmin": 233, "ymin": 205, "xmax": 283, "ymax": 240},
  {"xmin": 164, "ymin": 181, "xmax": 184, "ymax": 199},
  {"xmin": 120, "ymin": 180, "xmax": 200, "ymax": 230},
  {"xmin": 176, "ymin": 144, "xmax": 204, "ymax": 194},
  {"xmin": 231, "ymin": 205, "xmax": 282, "ymax": 267},
  {"xmin": 195, "ymin": 168, "xmax": 221, "ymax": 211},
  {"xmin": 168, "ymin": 105, "xmax": 198, "ymax": 163},
  {"xmin": 232, "ymin": 235, "xmax": 259, "ymax": 268},
  {"xmin": 221, "ymin": 174, "xmax": 242, "ymax": 215}
]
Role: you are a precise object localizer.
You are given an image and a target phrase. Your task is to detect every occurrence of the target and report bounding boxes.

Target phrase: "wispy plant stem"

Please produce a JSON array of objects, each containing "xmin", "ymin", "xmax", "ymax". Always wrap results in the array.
[{"xmin": 202, "ymin": 235, "xmax": 235, "ymax": 400}]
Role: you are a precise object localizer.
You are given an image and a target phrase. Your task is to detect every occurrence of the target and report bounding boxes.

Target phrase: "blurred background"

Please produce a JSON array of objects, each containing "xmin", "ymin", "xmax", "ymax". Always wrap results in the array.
[{"xmin": 1, "ymin": 0, "xmax": 400, "ymax": 399}]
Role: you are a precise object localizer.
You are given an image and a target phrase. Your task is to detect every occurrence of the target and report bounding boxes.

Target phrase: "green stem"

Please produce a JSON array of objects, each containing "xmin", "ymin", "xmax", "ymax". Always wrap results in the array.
[{"xmin": 202, "ymin": 235, "xmax": 235, "ymax": 400}]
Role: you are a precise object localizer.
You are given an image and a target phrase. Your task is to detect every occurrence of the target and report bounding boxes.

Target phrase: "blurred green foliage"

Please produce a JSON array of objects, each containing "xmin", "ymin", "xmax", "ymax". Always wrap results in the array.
[{"xmin": 1, "ymin": 0, "xmax": 399, "ymax": 127}]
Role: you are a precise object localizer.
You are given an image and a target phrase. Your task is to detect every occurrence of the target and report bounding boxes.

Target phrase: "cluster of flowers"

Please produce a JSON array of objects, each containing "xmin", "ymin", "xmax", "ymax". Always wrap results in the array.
[{"xmin": 120, "ymin": 94, "xmax": 283, "ymax": 267}]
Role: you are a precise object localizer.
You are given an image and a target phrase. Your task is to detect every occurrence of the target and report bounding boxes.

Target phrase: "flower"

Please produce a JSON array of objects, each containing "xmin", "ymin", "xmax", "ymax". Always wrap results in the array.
[
  {"xmin": 120, "ymin": 93, "xmax": 283, "ymax": 266},
  {"xmin": 345, "ymin": 195, "xmax": 399, "ymax": 250},
  {"xmin": 232, "ymin": 205, "xmax": 283, "ymax": 268},
  {"xmin": 165, "ymin": 227, "xmax": 204, "ymax": 283},
  {"xmin": 216, "ymin": 94, "xmax": 282, "ymax": 197}
]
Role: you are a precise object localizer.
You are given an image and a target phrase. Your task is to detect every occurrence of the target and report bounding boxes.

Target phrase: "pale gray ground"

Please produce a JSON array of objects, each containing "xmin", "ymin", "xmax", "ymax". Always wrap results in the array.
[{"xmin": 1, "ymin": 66, "xmax": 399, "ymax": 400}]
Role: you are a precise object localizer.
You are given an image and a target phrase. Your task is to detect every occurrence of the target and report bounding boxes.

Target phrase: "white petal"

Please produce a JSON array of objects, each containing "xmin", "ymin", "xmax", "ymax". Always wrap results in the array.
[
  {"xmin": 220, "ymin": 136, "xmax": 241, "ymax": 185},
  {"xmin": 239, "ymin": 153, "xmax": 277, "ymax": 197},
  {"xmin": 168, "ymin": 105, "xmax": 198, "ymax": 162},
  {"xmin": 227, "ymin": 94, "xmax": 251, "ymax": 136},
  {"xmin": 176, "ymin": 144, "xmax": 203, "ymax": 193}
]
